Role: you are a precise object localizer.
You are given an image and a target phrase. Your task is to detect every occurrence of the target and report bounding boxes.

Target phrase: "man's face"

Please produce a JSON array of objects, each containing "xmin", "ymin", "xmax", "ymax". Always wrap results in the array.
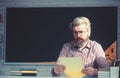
[{"xmin": 72, "ymin": 24, "xmax": 89, "ymax": 43}]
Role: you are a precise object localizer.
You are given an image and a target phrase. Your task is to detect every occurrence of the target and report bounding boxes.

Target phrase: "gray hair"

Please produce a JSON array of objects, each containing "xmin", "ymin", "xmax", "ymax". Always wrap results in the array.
[{"xmin": 69, "ymin": 16, "xmax": 91, "ymax": 37}]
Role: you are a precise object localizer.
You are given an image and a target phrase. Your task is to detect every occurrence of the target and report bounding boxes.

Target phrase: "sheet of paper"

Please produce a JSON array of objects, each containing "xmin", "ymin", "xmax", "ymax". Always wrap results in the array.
[{"xmin": 59, "ymin": 57, "xmax": 85, "ymax": 77}]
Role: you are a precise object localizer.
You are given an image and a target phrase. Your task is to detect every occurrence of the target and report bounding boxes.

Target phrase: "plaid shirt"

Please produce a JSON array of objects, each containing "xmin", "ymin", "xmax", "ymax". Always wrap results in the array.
[{"xmin": 57, "ymin": 39, "xmax": 109, "ymax": 71}]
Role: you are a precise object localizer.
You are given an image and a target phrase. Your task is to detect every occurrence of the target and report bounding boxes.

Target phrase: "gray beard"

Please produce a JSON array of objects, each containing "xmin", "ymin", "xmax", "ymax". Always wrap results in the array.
[{"xmin": 76, "ymin": 40, "xmax": 88, "ymax": 48}]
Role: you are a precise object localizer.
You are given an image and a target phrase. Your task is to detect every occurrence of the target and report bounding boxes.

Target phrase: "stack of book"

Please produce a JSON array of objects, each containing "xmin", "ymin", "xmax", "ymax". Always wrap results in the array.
[
  {"xmin": 98, "ymin": 71, "xmax": 109, "ymax": 78},
  {"xmin": 10, "ymin": 68, "xmax": 37, "ymax": 76}
]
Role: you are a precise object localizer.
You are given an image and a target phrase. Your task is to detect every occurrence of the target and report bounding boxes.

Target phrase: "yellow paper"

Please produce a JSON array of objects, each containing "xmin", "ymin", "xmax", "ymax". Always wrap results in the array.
[{"xmin": 60, "ymin": 57, "xmax": 86, "ymax": 77}]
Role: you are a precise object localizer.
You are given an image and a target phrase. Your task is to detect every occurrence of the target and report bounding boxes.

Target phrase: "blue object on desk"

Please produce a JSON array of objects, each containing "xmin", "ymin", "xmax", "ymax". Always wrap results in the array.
[
  {"xmin": 110, "ymin": 66, "xmax": 119, "ymax": 78},
  {"xmin": 83, "ymin": 76, "xmax": 93, "ymax": 78}
]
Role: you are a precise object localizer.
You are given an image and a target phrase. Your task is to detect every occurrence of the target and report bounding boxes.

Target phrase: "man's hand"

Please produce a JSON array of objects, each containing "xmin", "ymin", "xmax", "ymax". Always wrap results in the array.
[
  {"xmin": 53, "ymin": 64, "xmax": 65, "ymax": 74},
  {"xmin": 82, "ymin": 67, "xmax": 98, "ymax": 76}
]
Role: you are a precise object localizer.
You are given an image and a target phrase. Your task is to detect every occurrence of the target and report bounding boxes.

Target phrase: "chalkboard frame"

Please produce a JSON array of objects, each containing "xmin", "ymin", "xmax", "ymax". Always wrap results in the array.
[{"xmin": 5, "ymin": 7, "xmax": 117, "ymax": 64}]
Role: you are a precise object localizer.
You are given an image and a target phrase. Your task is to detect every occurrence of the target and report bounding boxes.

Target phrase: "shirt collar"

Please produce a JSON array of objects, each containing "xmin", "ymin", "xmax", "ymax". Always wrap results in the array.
[{"xmin": 72, "ymin": 39, "xmax": 91, "ymax": 49}]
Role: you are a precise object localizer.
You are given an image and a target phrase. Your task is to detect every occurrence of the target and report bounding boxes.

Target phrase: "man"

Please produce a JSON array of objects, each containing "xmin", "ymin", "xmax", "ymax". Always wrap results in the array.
[{"xmin": 52, "ymin": 16, "xmax": 109, "ymax": 77}]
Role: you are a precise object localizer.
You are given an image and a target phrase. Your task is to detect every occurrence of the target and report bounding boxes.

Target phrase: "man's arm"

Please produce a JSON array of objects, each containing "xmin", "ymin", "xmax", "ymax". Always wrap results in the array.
[
  {"xmin": 94, "ymin": 42, "xmax": 110, "ymax": 71},
  {"xmin": 82, "ymin": 42, "xmax": 110, "ymax": 76}
]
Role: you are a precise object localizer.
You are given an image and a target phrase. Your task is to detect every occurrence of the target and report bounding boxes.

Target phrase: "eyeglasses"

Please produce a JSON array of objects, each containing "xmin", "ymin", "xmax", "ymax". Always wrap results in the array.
[{"xmin": 73, "ymin": 31, "xmax": 87, "ymax": 34}]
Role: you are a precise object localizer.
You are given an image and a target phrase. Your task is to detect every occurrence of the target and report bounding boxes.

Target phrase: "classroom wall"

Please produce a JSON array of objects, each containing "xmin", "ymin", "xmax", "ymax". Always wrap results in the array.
[{"xmin": 0, "ymin": 0, "xmax": 120, "ymax": 77}]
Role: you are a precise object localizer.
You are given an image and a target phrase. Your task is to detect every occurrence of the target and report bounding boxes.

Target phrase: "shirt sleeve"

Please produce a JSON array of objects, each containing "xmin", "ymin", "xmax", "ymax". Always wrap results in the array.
[
  {"xmin": 93, "ymin": 42, "xmax": 110, "ymax": 71},
  {"xmin": 59, "ymin": 43, "xmax": 71, "ymax": 57}
]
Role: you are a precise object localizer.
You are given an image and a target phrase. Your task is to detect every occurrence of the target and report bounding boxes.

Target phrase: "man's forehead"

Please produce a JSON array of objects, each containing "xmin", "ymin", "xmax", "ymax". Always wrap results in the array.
[{"xmin": 73, "ymin": 24, "xmax": 87, "ymax": 30}]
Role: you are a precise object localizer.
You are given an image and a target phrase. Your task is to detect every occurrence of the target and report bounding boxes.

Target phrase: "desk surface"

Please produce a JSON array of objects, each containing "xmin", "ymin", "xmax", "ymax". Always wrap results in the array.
[{"xmin": 0, "ymin": 76, "xmax": 95, "ymax": 78}]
